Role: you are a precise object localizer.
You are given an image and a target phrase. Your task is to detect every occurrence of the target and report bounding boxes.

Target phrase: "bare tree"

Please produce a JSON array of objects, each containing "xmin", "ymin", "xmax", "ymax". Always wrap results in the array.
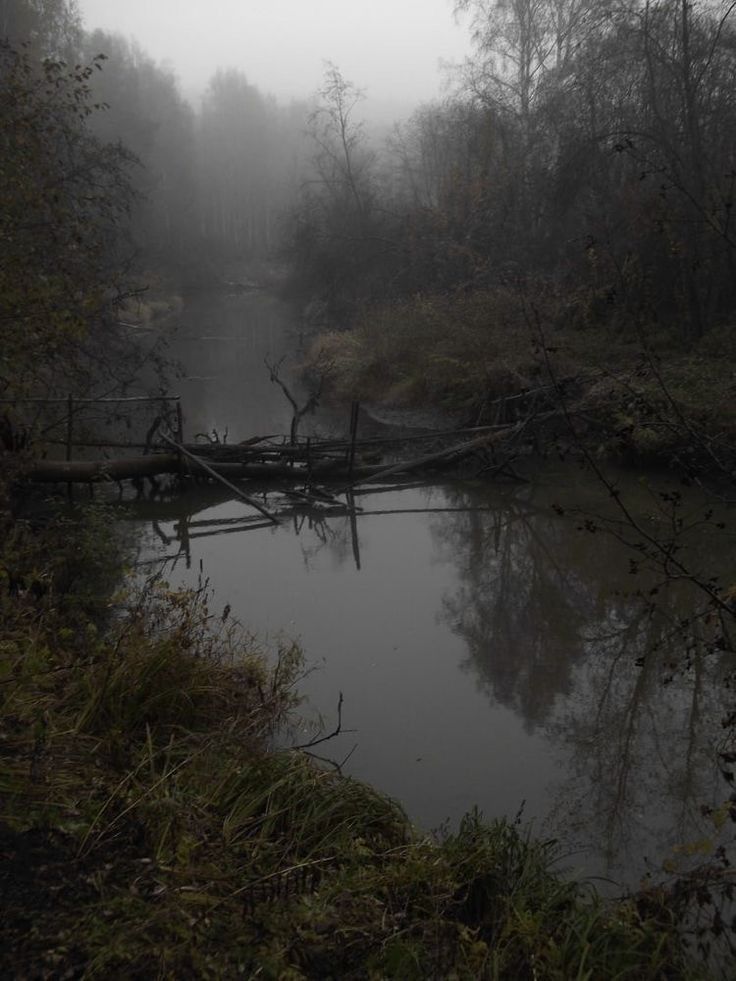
[
  {"xmin": 306, "ymin": 62, "xmax": 375, "ymax": 221},
  {"xmin": 454, "ymin": 0, "xmax": 606, "ymax": 118}
]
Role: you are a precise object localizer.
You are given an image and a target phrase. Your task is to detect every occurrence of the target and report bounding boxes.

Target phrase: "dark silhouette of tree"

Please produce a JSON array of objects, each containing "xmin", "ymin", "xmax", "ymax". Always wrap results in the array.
[
  {"xmin": 198, "ymin": 68, "xmax": 300, "ymax": 260},
  {"xmin": 287, "ymin": 64, "xmax": 400, "ymax": 312},
  {"xmin": 0, "ymin": 41, "xmax": 138, "ymax": 399},
  {"xmin": 80, "ymin": 30, "xmax": 199, "ymax": 268}
]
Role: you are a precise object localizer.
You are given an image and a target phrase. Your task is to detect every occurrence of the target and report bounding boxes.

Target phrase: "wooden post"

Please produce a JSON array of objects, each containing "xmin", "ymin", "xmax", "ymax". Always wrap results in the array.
[
  {"xmin": 175, "ymin": 398, "xmax": 184, "ymax": 444},
  {"xmin": 175, "ymin": 398, "xmax": 185, "ymax": 478},
  {"xmin": 348, "ymin": 401, "xmax": 359, "ymax": 478},
  {"xmin": 66, "ymin": 394, "xmax": 74, "ymax": 502}
]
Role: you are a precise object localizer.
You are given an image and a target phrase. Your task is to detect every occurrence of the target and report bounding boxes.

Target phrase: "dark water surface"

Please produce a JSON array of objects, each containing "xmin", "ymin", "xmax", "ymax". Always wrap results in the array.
[{"xmin": 132, "ymin": 290, "xmax": 736, "ymax": 888}]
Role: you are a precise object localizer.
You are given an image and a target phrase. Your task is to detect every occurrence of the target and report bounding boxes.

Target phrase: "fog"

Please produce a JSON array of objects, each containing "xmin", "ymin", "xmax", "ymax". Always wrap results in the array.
[{"xmin": 76, "ymin": 0, "xmax": 472, "ymax": 118}]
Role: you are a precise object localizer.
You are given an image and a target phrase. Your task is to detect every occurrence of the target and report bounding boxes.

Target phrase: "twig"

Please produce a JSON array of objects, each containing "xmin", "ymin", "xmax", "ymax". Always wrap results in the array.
[{"xmin": 290, "ymin": 693, "xmax": 353, "ymax": 750}]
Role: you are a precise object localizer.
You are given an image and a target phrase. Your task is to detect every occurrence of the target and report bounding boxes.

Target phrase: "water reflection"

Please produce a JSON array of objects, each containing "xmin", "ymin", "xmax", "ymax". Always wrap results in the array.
[
  {"xmin": 430, "ymin": 478, "xmax": 736, "ymax": 881},
  {"xmin": 130, "ymin": 471, "xmax": 735, "ymax": 886},
  {"xmin": 549, "ymin": 620, "xmax": 729, "ymax": 881},
  {"xmin": 434, "ymin": 498, "xmax": 590, "ymax": 729},
  {"xmin": 173, "ymin": 290, "xmax": 310, "ymax": 438}
]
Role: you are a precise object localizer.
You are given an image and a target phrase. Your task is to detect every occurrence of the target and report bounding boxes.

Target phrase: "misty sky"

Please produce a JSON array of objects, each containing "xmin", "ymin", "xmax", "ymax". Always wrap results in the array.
[{"xmin": 76, "ymin": 0, "xmax": 472, "ymax": 115}]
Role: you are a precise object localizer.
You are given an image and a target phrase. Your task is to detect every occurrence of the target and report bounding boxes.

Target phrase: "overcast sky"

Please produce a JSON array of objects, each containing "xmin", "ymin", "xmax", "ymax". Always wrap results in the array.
[{"xmin": 76, "ymin": 0, "xmax": 473, "ymax": 116}]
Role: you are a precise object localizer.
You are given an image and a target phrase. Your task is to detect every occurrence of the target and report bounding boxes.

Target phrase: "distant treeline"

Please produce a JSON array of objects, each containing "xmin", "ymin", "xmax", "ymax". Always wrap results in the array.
[
  {"xmin": 289, "ymin": 0, "xmax": 736, "ymax": 345},
  {"xmin": 5, "ymin": 0, "xmax": 736, "ymax": 351},
  {"xmin": 0, "ymin": 0, "xmax": 315, "ymax": 404},
  {"xmin": 2, "ymin": 0, "xmax": 311, "ymax": 283}
]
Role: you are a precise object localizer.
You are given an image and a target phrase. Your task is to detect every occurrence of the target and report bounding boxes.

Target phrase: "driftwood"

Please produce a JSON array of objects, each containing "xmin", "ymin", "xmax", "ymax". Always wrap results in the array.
[
  {"xmin": 22, "ymin": 453, "xmax": 182, "ymax": 483},
  {"xmin": 159, "ymin": 432, "xmax": 279, "ymax": 525},
  {"xmin": 19, "ymin": 414, "xmax": 543, "ymax": 489},
  {"xmin": 338, "ymin": 415, "xmax": 542, "ymax": 490},
  {"xmin": 18, "ymin": 451, "xmax": 396, "ymax": 484},
  {"xmin": 18, "ymin": 454, "xmax": 367, "ymax": 484}
]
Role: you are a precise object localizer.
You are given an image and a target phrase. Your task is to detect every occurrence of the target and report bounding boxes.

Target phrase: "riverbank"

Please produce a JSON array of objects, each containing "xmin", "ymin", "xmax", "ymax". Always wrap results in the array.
[
  {"xmin": 304, "ymin": 289, "xmax": 736, "ymax": 472},
  {"xmin": 0, "ymin": 494, "xmax": 714, "ymax": 978}
]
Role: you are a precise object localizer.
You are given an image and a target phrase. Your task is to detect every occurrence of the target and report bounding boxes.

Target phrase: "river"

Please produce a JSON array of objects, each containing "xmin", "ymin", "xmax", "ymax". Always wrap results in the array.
[{"xmin": 128, "ymin": 288, "xmax": 736, "ymax": 890}]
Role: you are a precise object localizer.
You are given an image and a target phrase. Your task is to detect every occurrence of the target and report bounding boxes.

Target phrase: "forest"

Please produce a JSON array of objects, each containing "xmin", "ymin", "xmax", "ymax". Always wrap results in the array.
[
  {"xmin": 2, "ymin": 0, "xmax": 736, "ymax": 977},
  {"xmin": 288, "ymin": 0, "xmax": 736, "ymax": 471},
  {"xmin": 5, "ymin": 0, "xmax": 736, "ymax": 408}
]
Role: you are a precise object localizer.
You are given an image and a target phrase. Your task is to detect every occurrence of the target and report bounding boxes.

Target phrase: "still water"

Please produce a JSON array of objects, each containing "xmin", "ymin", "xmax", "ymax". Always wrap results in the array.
[{"xmin": 132, "ymin": 290, "xmax": 735, "ymax": 889}]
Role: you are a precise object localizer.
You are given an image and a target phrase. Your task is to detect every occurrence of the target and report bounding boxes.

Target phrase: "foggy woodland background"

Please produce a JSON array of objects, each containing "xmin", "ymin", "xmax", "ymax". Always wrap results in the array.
[{"xmin": 3, "ymin": 0, "xmax": 736, "ymax": 404}]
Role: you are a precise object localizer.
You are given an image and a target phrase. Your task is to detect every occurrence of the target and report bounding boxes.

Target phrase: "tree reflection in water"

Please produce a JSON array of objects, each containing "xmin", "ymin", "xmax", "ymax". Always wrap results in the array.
[{"xmin": 431, "ymin": 480, "xmax": 736, "ymax": 883}]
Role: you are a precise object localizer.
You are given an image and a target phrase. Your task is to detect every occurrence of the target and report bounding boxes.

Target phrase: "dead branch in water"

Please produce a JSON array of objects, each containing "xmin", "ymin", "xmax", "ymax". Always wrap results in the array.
[
  {"xmin": 338, "ymin": 416, "xmax": 539, "ymax": 491},
  {"xmin": 19, "ymin": 404, "xmax": 549, "ymax": 494},
  {"xmin": 160, "ymin": 432, "xmax": 279, "ymax": 525},
  {"xmin": 290, "ymin": 692, "xmax": 354, "ymax": 751},
  {"xmin": 265, "ymin": 356, "xmax": 323, "ymax": 444}
]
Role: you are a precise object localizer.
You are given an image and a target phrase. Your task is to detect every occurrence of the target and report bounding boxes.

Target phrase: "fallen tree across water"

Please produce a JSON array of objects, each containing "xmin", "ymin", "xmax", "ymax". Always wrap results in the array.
[
  {"xmin": 17, "ymin": 415, "xmax": 539, "ymax": 490},
  {"xmin": 22, "ymin": 453, "xmax": 183, "ymax": 483}
]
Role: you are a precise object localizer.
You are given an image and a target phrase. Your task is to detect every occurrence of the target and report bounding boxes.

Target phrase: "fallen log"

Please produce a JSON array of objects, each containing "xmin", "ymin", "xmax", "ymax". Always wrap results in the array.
[
  {"xmin": 338, "ymin": 418, "xmax": 533, "ymax": 491},
  {"xmin": 159, "ymin": 432, "xmax": 279, "ymax": 525},
  {"xmin": 19, "ymin": 453, "xmax": 379, "ymax": 484},
  {"xmin": 22, "ymin": 453, "xmax": 182, "ymax": 483},
  {"xmin": 19, "ymin": 415, "xmax": 538, "ymax": 487}
]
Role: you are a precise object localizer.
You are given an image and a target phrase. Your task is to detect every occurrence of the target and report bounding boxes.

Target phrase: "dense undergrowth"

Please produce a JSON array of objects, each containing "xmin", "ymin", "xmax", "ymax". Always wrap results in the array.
[
  {"xmin": 306, "ymin": 287, "xmax": 736, "ymax": 469},
  {"xmin": 0, "ymin": 490, "xmax": 717, "ymax": 979}
]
